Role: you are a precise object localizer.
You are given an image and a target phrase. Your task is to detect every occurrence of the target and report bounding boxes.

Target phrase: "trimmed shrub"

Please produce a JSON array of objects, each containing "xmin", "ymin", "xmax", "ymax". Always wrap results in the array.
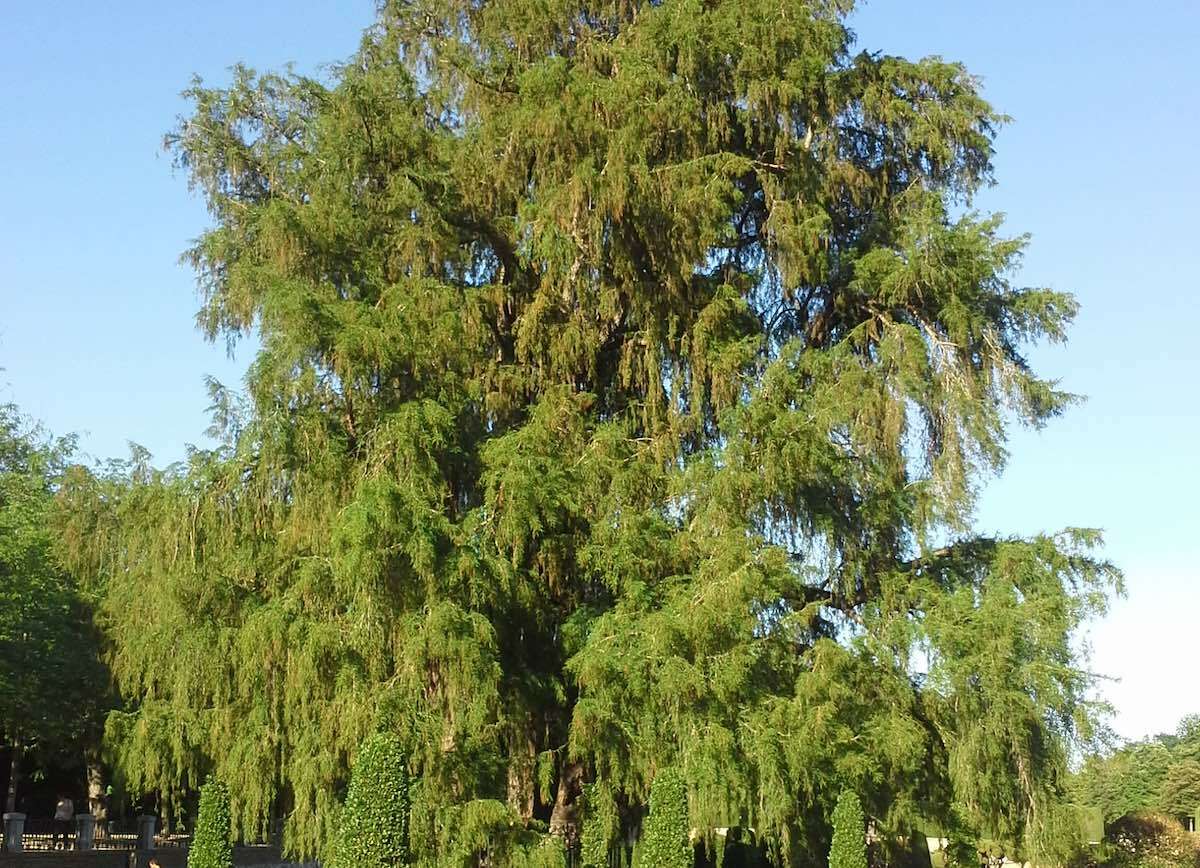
[
  {"xmin": 828, "ymin": 791, "xmax": 867, "ymax": 868},
  {"xmin": 531, "ymin": 832, "xmax": 569, "ymax": 868},
  {"xmin": 188, "ymin": 778, "xmax": 233, "ymax": 868},
  {"xmin": 1105, "ymin": 812, "xmax": 1200, "ymax": 868},
  {"xmin": 582, "ymin": 782, "xmax": 619, "ymax": 868},
  {"xmin": 640, "ymin": 768, "xmax": 690, "ymax": 868},
  {"xmin": 333, "ymin": 732, "xmax": 410, "ymax": 868}
]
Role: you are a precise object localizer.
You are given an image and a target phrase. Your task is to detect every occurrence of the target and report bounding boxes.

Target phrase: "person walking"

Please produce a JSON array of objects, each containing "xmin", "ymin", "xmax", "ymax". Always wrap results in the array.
[{"xmin": 53, "ymin": 794, "xmax": 75, "ymax": 850}]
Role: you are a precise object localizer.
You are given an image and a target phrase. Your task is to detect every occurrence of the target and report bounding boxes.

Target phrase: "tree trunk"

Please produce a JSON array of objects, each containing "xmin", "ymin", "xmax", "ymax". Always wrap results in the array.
[
  {"xmin": 548, "ymin": 759, "xmax": 584, "ymax": 845},
  {"xmin": 85, "ymin": 749, "xmax": 108, "ymax": 821},
  {"xmin": 5, "ymin": 735, "xmax": 20, "ymax": 814},
  {"xmin": 506, "ymin": 734, "xmax": 537, "ymax": 822}
]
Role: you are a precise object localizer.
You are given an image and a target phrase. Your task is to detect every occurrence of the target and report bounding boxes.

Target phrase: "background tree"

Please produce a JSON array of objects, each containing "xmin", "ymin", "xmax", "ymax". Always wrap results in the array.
[
  {"xmin": 1073, "ymin": 714, "xmax": 1200, "ymax": 823},
  {"xmin": 828, "ymin": 792, "xmax": 866, "ymax": 868},
  {"xmin": 1076, "ymin": 747, "xmax": 1170, "ymax": 823},
  {"xmin": 0, "ymin": 404, "xmax": 108, "ymax": 813},
  {"xmin": 1159, "ymin": 761, "xmax": 1200, "ymax": 819},
  {"xmin": 1164, "ymin": 717, "xmax": 1200, "ymax": 766},
  {"xmin": 189, "ymin": 778, "xmax": 234, "ymax": 868},
  {"xmin": 58, "ymin": 0, "xmax": 1119, "ymax": 862}
]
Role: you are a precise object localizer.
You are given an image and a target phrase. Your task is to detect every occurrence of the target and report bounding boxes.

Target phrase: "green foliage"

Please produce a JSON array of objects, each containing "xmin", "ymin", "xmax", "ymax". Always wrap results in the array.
[
  {"xmin": 189, "ymin": 778, "xmax": 233, "ymax": 868},
  {"xmin": 1029, "ymin": 802, "xmax": 1103, "ymax": 868},
  {"xmin": 0, "ymin": 405, "xmax": 108, "ymax": 791},
  {"xmin": 828, "ymin": 792, "xmax": 867, "ymax": 868},
  {"xmin": 407, "ymin": 783, "xmax": 562, "ymax": 868},
  {"xmin": 582, "ymin": 782, "xmax": 620, "ymax": 868},
  {"xmin": 1174, "ymin": 717, "xmax": 1200, "ymax": 763},
  {"xmin": 526, "ymin": 833, "xmax": 569, "ymax": 868},
  {"xmin": 941, "ymin": 829, "xmax": 982, "ymax": 868},
  {"xmin": 581, "ymin": 818, "xmax": 607, "ymax": 868},
  {"xmin": 640, "ymin": 770, "xmax": 689, "ymax": 868},
  {"xmin": 332, "ymin": 733, "xmax": 410, "ymax": 868},
  {"xmin": 1074, "ymin": 715, "xmax": 1200, "ymax": 823},
  {"xmin": 1159, "ymin": 760, "xmax": 1200, "ymax": 818},
  {"xmin": 56, "ymin": 0, "xmax": 1120, "ymax": 862},
  {"xmin": 1104, "ymin": 813, "xmax": 1199, "ymax": 868}
]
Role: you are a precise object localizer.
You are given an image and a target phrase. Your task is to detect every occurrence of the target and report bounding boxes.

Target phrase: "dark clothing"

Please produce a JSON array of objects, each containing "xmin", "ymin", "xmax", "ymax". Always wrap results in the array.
[
  {"xmin": 53, "ymin": 798, "xmax": 74, "ymax": 850},
  {"xmin": 53, "ymin": 818, "xmax": 72, "ymax": 849}
]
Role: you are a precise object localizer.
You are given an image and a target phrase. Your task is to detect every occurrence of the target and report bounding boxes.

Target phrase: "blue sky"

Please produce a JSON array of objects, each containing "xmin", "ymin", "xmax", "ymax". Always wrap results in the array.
[{"xmin": 1, "ymin": 1, "xmax": 1196, "ymax": 742}]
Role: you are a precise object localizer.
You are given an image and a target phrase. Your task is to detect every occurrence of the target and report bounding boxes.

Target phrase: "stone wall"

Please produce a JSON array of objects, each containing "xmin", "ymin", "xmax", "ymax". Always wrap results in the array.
[
  {"xmin": 231, "ymin": 844, "xmax": 316, "ymax": 868},
  {"xmin": 129, "ymin": 849, "xmax": 186, "ymax": 868},
  {"xmin": 3, "ymin": 814, "xmax": 315, "ymax": 868},
  {"xmin": 2, "ymin": 849, "xmax": 316, "ymax": 868},
  {"xmin": 0, "ymin": 853, "xmax": 129, "ymax": 868}
]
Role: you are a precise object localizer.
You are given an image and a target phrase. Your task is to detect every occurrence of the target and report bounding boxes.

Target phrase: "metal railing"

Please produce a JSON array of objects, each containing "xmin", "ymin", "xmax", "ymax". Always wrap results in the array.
[{"xmin": 11, "ymin": 818, "xmax": 190, "ymax": 852}]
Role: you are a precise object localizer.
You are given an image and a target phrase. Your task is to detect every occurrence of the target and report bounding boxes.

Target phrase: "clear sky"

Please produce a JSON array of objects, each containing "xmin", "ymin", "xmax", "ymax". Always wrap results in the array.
[{"xmin": 1, "ymin": 1, "xmax": 1196, "ymax": 743}]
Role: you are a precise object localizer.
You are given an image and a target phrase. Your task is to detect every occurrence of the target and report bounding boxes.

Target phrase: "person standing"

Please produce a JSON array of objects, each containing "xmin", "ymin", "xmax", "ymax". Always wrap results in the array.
[{"xmin": 53, "ymin": 794, "xmax": 75, "ymax": 850}]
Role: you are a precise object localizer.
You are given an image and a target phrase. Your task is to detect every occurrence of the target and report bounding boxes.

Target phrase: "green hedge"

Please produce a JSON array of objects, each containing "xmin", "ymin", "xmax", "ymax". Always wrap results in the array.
[
  {"xmin": 332, "ymin": 732, "xmax": 410, "ymax": 868},
  {"xmin": 582, "ymin": 782, "xmax": 619, "ymax": 868},
  {"xmin": 828, "ymin": 791, "xmax": 867, "ymax": 868},
  {"xmin": 188, "ymin": 778, "xmax": 233, "ymax": 868},
  {"xmin": 640, "ymin": 769, "xmax": 690, "ymax": 868}
]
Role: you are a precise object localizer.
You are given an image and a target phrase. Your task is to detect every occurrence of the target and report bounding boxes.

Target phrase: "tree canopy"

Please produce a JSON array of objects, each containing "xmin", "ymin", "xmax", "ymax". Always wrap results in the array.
[
  {"xmin": 57, "ymin": 0, "xmax": 1118, "ymax": 863},
  {"xmin": 1073, "ymin": 715, "xmax": 1200, "ymax": 823},
  {"xmin": 0, "ymin": 404, "xmax": 107, "ymax": 810}
]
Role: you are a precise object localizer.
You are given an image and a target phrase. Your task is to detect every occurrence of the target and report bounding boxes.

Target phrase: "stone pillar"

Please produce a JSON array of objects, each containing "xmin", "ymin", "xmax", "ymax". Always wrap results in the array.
[
  {"xmin": 75, "ymin": 813, "xmax": 96, "ymax": 850},
  {"xmin": 2, "ymin": 812, "xmax": 25, "ymax": 852},
  {"xmin": 136, "ymin": 814, "xmax": 157, "ymax": 850}
]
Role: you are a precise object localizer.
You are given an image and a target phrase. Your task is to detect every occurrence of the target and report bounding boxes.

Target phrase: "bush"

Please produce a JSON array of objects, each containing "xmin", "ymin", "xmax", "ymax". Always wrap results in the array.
[
  {"xmin": 1105, "ymin": 812, "xmax": 1200, "ymax": 868},
  {"xmin": 828, "ymin": 791, "xmax": 867, "ymax": 868},
  {"xmin": 332, "ymin": 732, "xmax": 410, "ymax": 868},
  {"xmin": 530, "ymin": 833, "xmax": 569, "ymax": 868},
  {"xmin": 188, "ymin": 778, "xmax": 233, "ymax": 868},
  {"xmin": 640, "ymin": 769, "xmax": 690, "ymax": 868},
  {"xmin": 582, "ymin": 782, "xmax": 619, "ymax": 868}
]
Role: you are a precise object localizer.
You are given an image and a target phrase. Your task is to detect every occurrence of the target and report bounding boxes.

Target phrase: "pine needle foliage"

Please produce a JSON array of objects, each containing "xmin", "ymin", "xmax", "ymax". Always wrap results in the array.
[
  {"xmin": 641, "ymin": 770, "xmax": 690, "ymax": 868},
  {"xmin": 333, "ymin": 733, "xmax": 410, "ymax": 868},
  {"xmin": 189, "ymin": 778, "xmax": 233, "ymax": 868},
  {"xmin": 0, "ymin": 405, "xmax": 108, "ymax": 787},
  {"xmin": 56, "ymin": 0, "xmax": 1122, "ymax": 864},
  {"xmin": 828, "ymin": 792, "xmax": 866, "ymax": 868}
]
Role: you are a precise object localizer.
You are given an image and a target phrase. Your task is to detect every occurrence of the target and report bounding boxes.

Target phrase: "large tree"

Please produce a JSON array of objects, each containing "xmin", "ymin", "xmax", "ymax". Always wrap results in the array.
[
  {"xmin": 0, "ymin": 405, "xmax": 107, "ymax": 813},
  {"xmin": 1073, "ymin": 715, "xmax": 1200, "ymax": 823},
  {"xmin": 59, "ymin": 0, "xmax": 1118, "ymax": 863}
]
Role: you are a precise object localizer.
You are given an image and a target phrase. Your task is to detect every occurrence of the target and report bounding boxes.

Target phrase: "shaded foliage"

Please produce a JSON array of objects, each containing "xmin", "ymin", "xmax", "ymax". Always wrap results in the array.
[{"xmin": 0, "ymin": 405, "xmax": 108, "ymax": 807}]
